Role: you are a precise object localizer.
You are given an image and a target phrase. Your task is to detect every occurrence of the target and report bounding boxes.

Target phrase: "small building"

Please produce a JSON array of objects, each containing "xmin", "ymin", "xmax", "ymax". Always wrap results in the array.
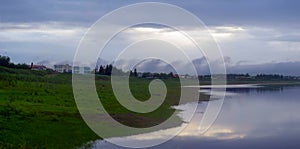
[
  {"xmin": 137, "ymin": 72, "xmax": 143, "ymax": 78},
  {"xmin": 73, "ymin": 66, "xmax": 91, "ymax": 74},
  {"xmin": 31, "ymin": 65, "xmax": 47, "ymax": 71},
  {"xmin": 179, "ymin": 74, "xmax": 192, "ymax": 79},
  {"xmin": 54, "ymin": 64, "xmax": 72, "ymax": 73},
  {"xmin": 173, "ymin": 74, "xmax": 179, "ymax": 78}
]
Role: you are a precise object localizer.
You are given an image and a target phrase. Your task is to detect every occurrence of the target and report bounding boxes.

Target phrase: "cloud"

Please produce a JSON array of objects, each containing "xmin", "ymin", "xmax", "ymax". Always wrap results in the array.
[
  {"xmin": 182, "ymin": 0, "xmax": 300, "ymax": 27},
  {"xmin": 0, "ymin": 22, "xmax": 87, "ymax": 65},
  {"xmin": 136, "ymin": 59, "xmax": 175, "ymax": 73},
  {"xmin": 1, "ymin": 0, "xmax": 300, "ymax": 74},
  {"xmin": 273, "ymin": 34, "xmax": 300, "ymax": 43},
  {"xmin": 114, "ymin": 56, "xmax": 300, "ymax": 76},
  {"xmin": 2, "ymin": 0, "xmax": 300, "ymax": 27},
  {"xmin": 0, "ymin": 22, "xmax": 86, "ymax": 43},
  {"xmin": 0, "ymin": 0, "xmax": 107, "ymax": 24},
  {"xmin": 228, "ymin": 61, "xmax": 300, "ymax": 76}
]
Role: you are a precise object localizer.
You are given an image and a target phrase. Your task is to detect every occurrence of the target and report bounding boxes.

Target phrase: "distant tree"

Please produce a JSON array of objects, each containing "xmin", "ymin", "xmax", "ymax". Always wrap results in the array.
[
  {"xmin": 0, "ymin": 55, "xmax": 29, "ymax": 69},
  {"xmin": 102, "ymin": 64, "xmax": 113, "ymax": 75},
  {"xmin": 0, "ymin": 55, "xmax": 10, "ymax": 67},
  {"xmin": 108, "ymin": 64, "xmax": 112, "ymax": 75},
  {"xmin": 8, "ymin": 63, "xmax": 15, "ymax": 68},
  {"xmin": 15, "ymin": 63, "xmax": 30, "ymax": 69},
  {"xmin": 161, "ymin": 73, "xmax": 169, "ymax": 79},
  {"xmin": 153, "ymin": 73, "xmax": 160, "ymax": 78},
  {"xmin": 133, "ymin": 68, "xmax": 138, "ymax": 77},
  {"xmin": 142, "ymin": 72, "xmax": 152, "ymax": 78},
  {"xmin": 129, "ymin": 70, "xmax": 133, "ymax": 76},
  {"xmin": 99, "ymin": 65, "xmax": 104, "ymax": 75},
  {"xmin": 104, "ymin": 65, "xmax": 109, "ymax": 75},
  {"xmin": 168, "ymin": 72, "xmax": 174, "ymax": 78}
]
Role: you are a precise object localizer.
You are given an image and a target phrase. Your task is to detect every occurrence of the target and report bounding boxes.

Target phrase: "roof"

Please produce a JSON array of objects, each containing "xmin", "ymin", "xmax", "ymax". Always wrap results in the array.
[{"xmin": 32, "ymin": 65, "xmax": 47, "ymax": 69}]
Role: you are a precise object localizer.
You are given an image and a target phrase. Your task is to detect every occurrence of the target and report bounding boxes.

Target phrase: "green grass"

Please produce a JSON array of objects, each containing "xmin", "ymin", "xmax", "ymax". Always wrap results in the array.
[
  {"xmin": 2, "ymin": 66, "xmax": 298, "ymax": 148},
  {"xmin": 0, "ymin": 74, "xmax": 98, "ymax": 148},
  {"xmin": 0, "ymin": 67, "xmax": 99, "ymax": 148},
  {"xmin": 0, "ymin": 67, "xmax": 188, "ymax": 148}
]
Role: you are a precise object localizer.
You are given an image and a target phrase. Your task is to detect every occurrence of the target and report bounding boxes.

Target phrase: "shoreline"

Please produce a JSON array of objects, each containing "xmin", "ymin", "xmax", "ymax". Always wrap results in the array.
[{"xmin": 1, "ymin": 67, "xmax": 300, "ymax": 148}]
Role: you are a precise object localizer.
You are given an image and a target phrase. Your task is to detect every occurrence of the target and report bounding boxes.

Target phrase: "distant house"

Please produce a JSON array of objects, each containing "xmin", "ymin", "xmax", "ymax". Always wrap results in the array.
[
  {"xmin": 173, "ymin": 74, "xmax": 179, "ymax": 78},
  {"xmin": 179, "ymin": 74, "xmax": 192, "ymax": 79},
  {"xmin": 31, "ymin": 65, "xmax": 47, "ymax": 71},
  {"xmin": 54, "ymin": 64, "xmax": 72, "ymax": 73},
  {"xmin": 137, "ymin": 72, "xmax": 143, "ymax": 78},
  {"xmin": 73, "ymin": 66, "xmax": 91, "ymax": 74}
]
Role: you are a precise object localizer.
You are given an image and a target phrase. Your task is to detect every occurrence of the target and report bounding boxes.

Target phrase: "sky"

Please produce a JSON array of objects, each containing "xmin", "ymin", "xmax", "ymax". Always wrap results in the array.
[{"xmin": 1, "ymin": 0, "xmax": 300, "ymax": 75}]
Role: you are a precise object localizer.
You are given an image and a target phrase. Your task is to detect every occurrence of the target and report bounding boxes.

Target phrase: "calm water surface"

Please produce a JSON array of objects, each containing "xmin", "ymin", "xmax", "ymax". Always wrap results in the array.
[{"xmin": 90, "ymin": 84, "xmax": 300, "ymax": 149}]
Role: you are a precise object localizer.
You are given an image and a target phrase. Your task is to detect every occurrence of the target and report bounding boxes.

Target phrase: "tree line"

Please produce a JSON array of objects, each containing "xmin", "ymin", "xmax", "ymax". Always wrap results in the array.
[
  {"xmin": 0, "ymin": 55, "xmax": 30, "ymax": 69},
  {"xmin": 94, "ymin": 64, "xmax": 299, "ymax": 80},
  {"xmin": 1, "ymin": 55, "xmax": 298, "ymax": 81},
  {"xmin": 199, "ymin": 73, "xmax": 298, "ymax": 81},
  {"xmin": 95, "ymin": 64, "xmax": 177, "ymax": 79}
]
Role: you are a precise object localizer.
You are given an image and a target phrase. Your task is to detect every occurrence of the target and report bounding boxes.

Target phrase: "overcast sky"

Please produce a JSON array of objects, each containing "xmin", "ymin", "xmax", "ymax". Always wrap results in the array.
[{"xmin": 1, "ymin": 0, "xmax": 300, "ymax": 75}]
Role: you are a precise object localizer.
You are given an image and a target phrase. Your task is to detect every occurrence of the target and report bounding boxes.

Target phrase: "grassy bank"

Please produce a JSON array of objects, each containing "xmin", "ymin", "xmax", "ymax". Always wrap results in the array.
[
  {"xmin": 0, "ymin": 67, "xmax": 188, "ymax": 148},
  {"xmin": 0, "ymin": 67, "xmax": 100, "ymax": 148},
  {"xmin": 1, "ymin": 66, "xmax": 299, "ymax": 148}
]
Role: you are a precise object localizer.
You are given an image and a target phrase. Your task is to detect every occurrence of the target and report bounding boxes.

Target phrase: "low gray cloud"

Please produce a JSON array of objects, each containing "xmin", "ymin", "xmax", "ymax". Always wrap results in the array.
[
  {"xmin": 1, "ymin": 0, "xmax": 300, "ymax": 74},
  {"xmin": 2, "ymin": 0, "xmax": 300, "ymax": 27},
  {"xmin": 273, "ymin": 35, "xmax": 300, "ymax": 42},
  {"xmin": 229, "ymin": 61, "xmax": 300, "ymax": 76},
  {"xmin": 120, "ymin": 57, "xmax": 300, "ymax": 76}
]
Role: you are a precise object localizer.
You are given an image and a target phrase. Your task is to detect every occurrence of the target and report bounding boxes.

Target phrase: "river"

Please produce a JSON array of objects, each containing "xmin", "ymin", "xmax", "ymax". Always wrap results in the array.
[{"xmin": 87, "ymin": 84, "xmax": 300, "ymax": 149}]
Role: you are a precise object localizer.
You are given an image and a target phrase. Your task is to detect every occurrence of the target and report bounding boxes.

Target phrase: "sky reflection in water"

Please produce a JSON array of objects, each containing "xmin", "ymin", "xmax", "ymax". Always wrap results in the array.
[{"xmin": 92, "ymin": 85, "xmax": 300, "ymax": 149}]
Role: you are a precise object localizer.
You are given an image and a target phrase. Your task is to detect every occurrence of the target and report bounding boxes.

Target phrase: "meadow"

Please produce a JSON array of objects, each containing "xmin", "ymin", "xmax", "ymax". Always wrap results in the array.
[{"xmin": 0, "ymin": 67, "xmax": 186, "ymax": 148}]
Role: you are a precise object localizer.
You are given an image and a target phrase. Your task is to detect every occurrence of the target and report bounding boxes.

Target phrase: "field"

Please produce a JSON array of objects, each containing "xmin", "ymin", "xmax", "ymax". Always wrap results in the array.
[
  {"xmin": 0, "ymin": 67, "xmax": 97, "ymax": 148},
  {"xmin": 0, "ymin": 67, "xmax": 188, "ymax": 149}
]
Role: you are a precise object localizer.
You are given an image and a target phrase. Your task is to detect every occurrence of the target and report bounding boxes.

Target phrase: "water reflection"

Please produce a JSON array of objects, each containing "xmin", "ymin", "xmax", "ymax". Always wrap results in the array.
[{"xmin": 90, "ymin": 84, "xmax": 300, "ymax": 149}]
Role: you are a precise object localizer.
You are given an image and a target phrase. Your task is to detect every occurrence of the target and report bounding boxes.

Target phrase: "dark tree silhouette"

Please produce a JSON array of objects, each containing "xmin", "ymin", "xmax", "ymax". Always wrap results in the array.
[
  {"xmin": 98, "ymin": 65, "xmax": 104, "ymax": 74},
  {"xmin": 0, "ymin": 55, "xmax": 10, "ymax": 67},
  {"xmin": 134, "ymin": 68, "xmax": 138, "ymax": 77},
  {"xmin": 0, "ymin": 55, "xmax": 30, "ymax": 69}
]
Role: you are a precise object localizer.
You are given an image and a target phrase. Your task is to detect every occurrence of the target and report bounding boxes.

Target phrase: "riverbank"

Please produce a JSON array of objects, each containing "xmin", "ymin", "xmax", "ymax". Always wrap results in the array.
[
  {"xmin": 1, "ymin": 66, "xmax": 299, "ymax": 148},
  {"xmin": 0, "ymin": 67, "xmax": 98, "ymax": 148},
  {"xmin": 0, "ymin": 67, "xmax": 190, "ymax": 148}
]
